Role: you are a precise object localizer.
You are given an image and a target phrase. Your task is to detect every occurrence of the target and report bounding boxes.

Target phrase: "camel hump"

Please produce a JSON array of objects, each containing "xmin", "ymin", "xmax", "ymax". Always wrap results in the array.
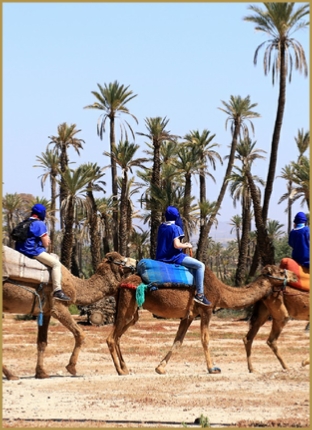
[
  {"xmin": 2, "ymin": 245, "xmax": 51, "ymax": 284},
  {"xmin": 137, "ymin": 259, "xmax": 194, "ymax": 286},
  {"xmin": 280, "ymin": 257, "xmax": 310, "ymax": 291}
]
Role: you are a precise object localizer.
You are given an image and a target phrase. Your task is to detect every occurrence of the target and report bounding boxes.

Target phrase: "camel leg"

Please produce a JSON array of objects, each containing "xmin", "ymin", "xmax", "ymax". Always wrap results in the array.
[
  {"xmin": 199, "ymin": 310, "xmax": 221, "ymax": 374},
  {"xmin": 51, "ymin": 303, "xmax": 86, "ymax": 376},
  {"xmin": 243, "ymin": 301, "xmax": 270, "ymax": 373},
  {"xmin": 266, "ymin": 316, "xmax": 289, "ymax": 370},
  {"xmin": 155, "ymin": 316, "xmax": 195, "ymax": 375},
  {"xmin": 35, "ymin": 314, "xmax": 51, "ymax": 378},
  {"xmin": 2, "ymin": 364, "xmax": 19, "ymax": 381},
  {"xmin": 106, "ymin": 293, "xmax": 139, "ymax": 376},
  {"xmin": 114, "ymin": 309, "xmax": 140, "ymax": 374}
]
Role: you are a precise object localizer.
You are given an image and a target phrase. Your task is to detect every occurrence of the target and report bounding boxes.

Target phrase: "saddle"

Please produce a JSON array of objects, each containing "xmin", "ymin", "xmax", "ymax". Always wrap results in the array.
[
  {"xmin": 136, "ymin": 259, "xmax": 194, "ymax": 286},
  {"xmin": 280, "ymin": 257, "xmax": 310, "ymax": 291},
  {"xmin": 2, "ymin": 245, "xmax": 53, "ymax": 284}
]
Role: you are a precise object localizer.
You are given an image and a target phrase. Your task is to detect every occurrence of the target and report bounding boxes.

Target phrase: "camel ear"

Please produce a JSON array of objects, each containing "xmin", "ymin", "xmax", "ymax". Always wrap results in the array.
[
  {"xmin": 105, "ymin": 253, "xmax": 114, "ymax": 262},
  {"xmin": 262, "ymin": 265, "xmax": 272, "ymax": 275}
]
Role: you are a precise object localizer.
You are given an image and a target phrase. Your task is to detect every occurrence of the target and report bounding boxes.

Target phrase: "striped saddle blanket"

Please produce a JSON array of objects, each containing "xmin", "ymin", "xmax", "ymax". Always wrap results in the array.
[
  {"xmin": 137, "ymin": 259, "xmax": 194, "ymax": 286},
  {"xmin": 280, "ymin": 257, "xmax": 310, "ymax": 291}
]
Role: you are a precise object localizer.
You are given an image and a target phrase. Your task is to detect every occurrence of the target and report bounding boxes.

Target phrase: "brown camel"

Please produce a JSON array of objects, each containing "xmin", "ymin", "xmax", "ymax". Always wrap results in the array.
[
  {"xmin": 106, "ymin": 265, "xmax": 297, "ymax": 375},
  {"xmin": 2, "ymin": 251, "xmax": 136, "ymax": 380},
  {"xmin": 243, "ymin": 286, "xmax": 310, "ymax": 372}
]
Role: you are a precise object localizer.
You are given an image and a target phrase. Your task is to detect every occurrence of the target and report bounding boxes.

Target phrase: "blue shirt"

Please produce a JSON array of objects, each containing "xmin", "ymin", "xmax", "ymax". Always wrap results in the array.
[
  {"xmin": 156, "ymin": 221, "xmax": 186, "ymax": 265},
  {"xmin": 15, "ymin": 217, "xmax": 48, "ymax": 258},
  {"xmin": 288, "ymin": 225, "xmax": 310, "ymax": 268}
]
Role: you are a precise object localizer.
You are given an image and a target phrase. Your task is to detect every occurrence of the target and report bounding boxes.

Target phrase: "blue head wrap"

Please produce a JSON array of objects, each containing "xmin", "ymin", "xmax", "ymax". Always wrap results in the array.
[
  {"xmin": 165, "ymin": 206, "xmax": 184, "ymax": 231},
  {"xmin": 294, "ymin": 212, "xmax": 307, "ymax": 224}
]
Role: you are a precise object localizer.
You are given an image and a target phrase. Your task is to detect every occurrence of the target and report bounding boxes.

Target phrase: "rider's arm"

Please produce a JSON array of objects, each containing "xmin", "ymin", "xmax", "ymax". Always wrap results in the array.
[{"xmin": 173, "ymin": 237, "xmax": 192, "ymax": 250}]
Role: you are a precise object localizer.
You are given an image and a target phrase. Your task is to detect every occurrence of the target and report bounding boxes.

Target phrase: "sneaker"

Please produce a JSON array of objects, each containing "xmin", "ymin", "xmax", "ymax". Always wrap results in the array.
[
  {"xmin": 53, "ymin": 290, "xmax": 71, "ymax": 301},
  {"xmin": 194, "ymin": 294, "xmax": 211, "ymax": 306}
]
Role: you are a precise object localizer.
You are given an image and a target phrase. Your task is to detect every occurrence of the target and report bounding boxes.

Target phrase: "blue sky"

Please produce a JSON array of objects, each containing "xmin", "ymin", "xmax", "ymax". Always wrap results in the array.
[{"xmin": 2, "ymin": 2, "xmax": 310, "ymax": 241}]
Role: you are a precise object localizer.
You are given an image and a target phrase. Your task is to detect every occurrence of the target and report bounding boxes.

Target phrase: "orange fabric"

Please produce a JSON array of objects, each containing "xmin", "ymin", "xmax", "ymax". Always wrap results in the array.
[
  {"xmin": 119, "ymin": 282, "xmax": 138, "ymax": 290},
  {"xmin": 280, "ymin": 258, "xmax": 310, "ymax": 291}
]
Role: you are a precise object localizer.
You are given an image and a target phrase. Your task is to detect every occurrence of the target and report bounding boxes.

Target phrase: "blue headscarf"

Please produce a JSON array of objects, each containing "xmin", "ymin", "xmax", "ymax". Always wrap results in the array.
[
  {"xmin": 294, "ymin": 212, "xmax": 307, "ymax": 224},
  {"xmin": 165, "ymin": 206, "xmax": 184, "ymax": 231}
]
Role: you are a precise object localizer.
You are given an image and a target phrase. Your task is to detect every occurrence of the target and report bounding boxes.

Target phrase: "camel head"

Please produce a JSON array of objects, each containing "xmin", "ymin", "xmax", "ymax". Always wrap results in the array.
[
  {"xmin": 96, "ymin": 252, "xmax": 137, "ymax": 280},
  {"xmin": 261, "ymin": 265, "xmax": 298, "ymax": 289}
]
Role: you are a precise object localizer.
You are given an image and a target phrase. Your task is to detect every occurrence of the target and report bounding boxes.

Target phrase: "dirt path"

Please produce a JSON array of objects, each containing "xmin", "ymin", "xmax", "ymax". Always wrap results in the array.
[{"xmin": 2, "ymin": 311, "xmax": 310, "ymax": 428}]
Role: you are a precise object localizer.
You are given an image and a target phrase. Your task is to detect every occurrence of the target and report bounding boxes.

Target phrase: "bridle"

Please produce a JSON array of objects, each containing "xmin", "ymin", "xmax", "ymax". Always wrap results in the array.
[
  {"xmin": 265, "ymin": 268, "xmax": 288, "ymax": 292},
  {"xmin": 111, "ymin": 259, "xmax": 136, "ymax": 274}
]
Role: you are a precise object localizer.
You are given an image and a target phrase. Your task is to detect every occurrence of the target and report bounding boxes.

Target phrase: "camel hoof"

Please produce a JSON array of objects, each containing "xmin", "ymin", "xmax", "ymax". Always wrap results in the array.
[
  {"xmin": 155, "ymin": 365, "xmax": 166, "ymax": 375},
  {"xmin": 7, "ymin": 375, "xmax": 19, "ymax": 381},
  {"xmin": 35, "ymin": 372, "xmax": 50, "ymax": 379},
  {"xmin": 208, "ymin": 366, "xmax": 221, "ymax": 374},
  {"xmin": 66, "ymin": 364, "xmax": 77, "ymax": 376}
]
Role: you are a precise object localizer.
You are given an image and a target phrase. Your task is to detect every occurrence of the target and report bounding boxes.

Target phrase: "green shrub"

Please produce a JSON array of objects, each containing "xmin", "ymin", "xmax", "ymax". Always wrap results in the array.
[{"xmin": 69, "ymin": 304, "xmax": 79, "ymax": 315}]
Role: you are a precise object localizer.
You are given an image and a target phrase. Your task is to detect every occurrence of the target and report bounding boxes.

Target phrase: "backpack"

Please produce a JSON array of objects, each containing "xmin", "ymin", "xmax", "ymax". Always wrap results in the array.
[{"xmin": 10, "ymin": 219, "xmax": 37, "ymax": 243}]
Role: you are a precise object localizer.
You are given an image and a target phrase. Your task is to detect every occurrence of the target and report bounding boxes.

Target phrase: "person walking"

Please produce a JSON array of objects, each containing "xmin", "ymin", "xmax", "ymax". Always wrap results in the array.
[
  {"xmin": 15, "ymin": 203, "xmax": 71, "ymax": 301},
  {"xmin": 288, "ymin": 211, "xmax": 310, "ymax": 269},
  {"xmin": 156, "ymin": 206, "xmax": 211, "ymax": 306}
]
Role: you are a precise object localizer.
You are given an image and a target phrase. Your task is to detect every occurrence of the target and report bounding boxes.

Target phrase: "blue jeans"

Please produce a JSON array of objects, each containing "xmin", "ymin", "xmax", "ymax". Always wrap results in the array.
[{"xmin": 180, "ymin": 256, "xmax": 205, "ymax": 295}]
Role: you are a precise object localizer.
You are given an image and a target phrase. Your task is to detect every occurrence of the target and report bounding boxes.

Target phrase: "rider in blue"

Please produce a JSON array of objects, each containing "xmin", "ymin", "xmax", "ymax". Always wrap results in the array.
[
  {"xmin": 289, "ymin": 211, "xmax": 310, "ymax": 269},
  {"xmin": 16, "ymin": 203, "xmax": 70, "ymax": 301},
  {"xmin": 156, "ymin": 206, "xmax": 211, "ymax": 306}
]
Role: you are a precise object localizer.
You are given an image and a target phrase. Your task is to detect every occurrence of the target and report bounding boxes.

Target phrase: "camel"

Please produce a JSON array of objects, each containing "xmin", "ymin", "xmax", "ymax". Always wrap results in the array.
[
  {"xmin": 2, "ymin": 251, "xmax": 136, "ymax": 380},
  {"xmin": 106, "ymin": 265, "xmax": 297, "ymax": 375},
  {"xmin": 243, "ymin": 287, "xmax": 310, "ymax": 372}
]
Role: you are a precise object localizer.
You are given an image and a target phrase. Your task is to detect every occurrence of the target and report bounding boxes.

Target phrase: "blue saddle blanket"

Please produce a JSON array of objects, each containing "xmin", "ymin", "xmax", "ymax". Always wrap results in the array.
[{"xmin": 137, "ymin": 259, "xmax": 194, "ymax": 286}]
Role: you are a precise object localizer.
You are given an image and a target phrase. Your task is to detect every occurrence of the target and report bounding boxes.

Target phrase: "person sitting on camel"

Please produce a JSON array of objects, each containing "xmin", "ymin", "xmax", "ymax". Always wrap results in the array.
[{"xmin": 15, "ymin": 203, "xmax": 70, "ymax": 301}]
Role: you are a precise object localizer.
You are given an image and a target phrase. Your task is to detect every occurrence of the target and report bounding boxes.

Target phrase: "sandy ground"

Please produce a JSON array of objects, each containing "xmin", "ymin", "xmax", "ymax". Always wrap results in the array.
[{"xmin": 2, "ymin": 310, "xmax": 310, "ymax": 428}]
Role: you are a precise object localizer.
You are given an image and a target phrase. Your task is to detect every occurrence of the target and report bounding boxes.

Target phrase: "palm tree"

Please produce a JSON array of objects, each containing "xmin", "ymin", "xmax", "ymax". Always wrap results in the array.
[
  {"xmin": 183, "ymin": 129, "xmax": 222, "ymax": 252},
  {"xmin": 173, "ymin": 144, "xmax": 205, "ymax": 241},
  {"xmin": 58, "ymin": 166, "xmax": 93, "ymax": 270},
  {"xmin": 266, "ymin": 220, "xmax": 285, "ymax": 242},
  {"xmin": 229, "ymin": 165, "xmax": 265, "ymax": 285},
  {"xmin": 229, "ymin": 138, "xmax": 266, "ymax": 285},
  {"xmin": 196, "ymin": 200, "xmax": 219, "ymax": 262},
  {"xmin": 282, "ymin": 129, "xmax": 310, "ymax": 232},
  {"xmin": 244, "ymin": 2, "xmax": 309, "ymax": 225},
  {"xmin": 137, "ymin": 117, "xmax": 180, "ymax": 259},
  {"xmin": 184, "ymin": 129, "xmax": 221, "ymax": 202},
  {"xmin": 2, "ymin": 193, "xmax": 24, "ymax": 247},
  {"xmin": 48, "ymin": 122, "xmax": 85, "ymax": 228},
  {"xmin": 104, "ymin": 140, "xmax": 148, "ymax": 256},
  {"xmin": 202, "ymin": 95, "xmax": 260, "ymax": 242},
  {"xmin": 96, "ymin": 197, "xmax": 114, "ymax": 255},
  {"xmin": 80, "ymin": 162, "xmax": 107, "ymax": 272},
  {"xmin": 289, "ymin": 156, "xmax": 310, "ymax": 209},
  {"xmin": 229, "ymin": 214, "xmax": 242, "ymax": 249},
  {"xmin": 34, "ymin": 149, "xmax": 60, "ymax": 252},
  {"xmin": 84, "ymin": 81, "xmax": 138, "ymax": 252}
]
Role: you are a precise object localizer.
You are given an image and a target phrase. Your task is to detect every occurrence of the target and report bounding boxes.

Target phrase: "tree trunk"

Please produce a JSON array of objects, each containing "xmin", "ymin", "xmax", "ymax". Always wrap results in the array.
[
  {"xmin": 119, "ymin": 173, "xmax": 128, "ymax": 256},
  {"xmin": 110, "ymin": 117, "xmax": 119, "ymax": 252},
  {"xmin": 199, "ymin": 121, "xmax": 240, "ymax": 245},
  {"xmin": 87, "ymin": 190, "xmax": 101, "ymax": 272},
  {"xmin": 150, "ymin": 139, "xmax": 162, "ymax": 259},
  {"xmin": 261, "ymin": 43, "xmax": 287, "ymax": 224},
  {"xmin": 235, "ymin": 196, "xmax": 251, "ymax": 286},
  {"xmin": 60, "ymin": 198, "xmax": 74, "ymax": 269},
  {"xmin": 246, "ymin": 171, "xmax": 275, "ymax": 267}
]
